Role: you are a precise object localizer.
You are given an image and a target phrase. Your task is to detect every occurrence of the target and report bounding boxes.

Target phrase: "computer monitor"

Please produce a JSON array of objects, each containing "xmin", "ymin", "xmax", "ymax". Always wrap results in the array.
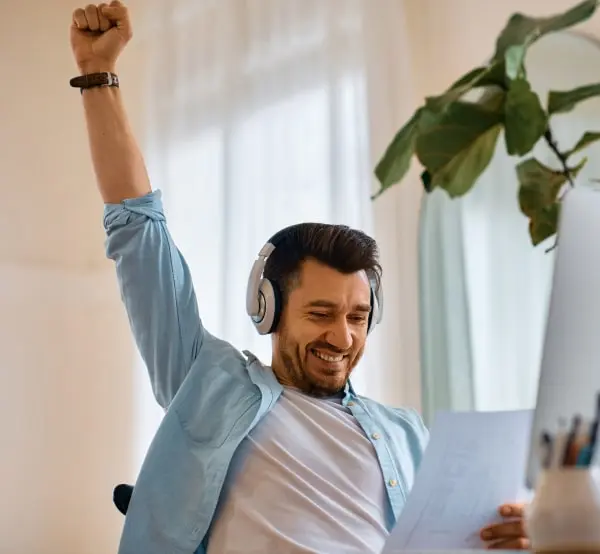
[{"xmin": 526, "ymin": 185, "xmax": 600, "ymax": 489}]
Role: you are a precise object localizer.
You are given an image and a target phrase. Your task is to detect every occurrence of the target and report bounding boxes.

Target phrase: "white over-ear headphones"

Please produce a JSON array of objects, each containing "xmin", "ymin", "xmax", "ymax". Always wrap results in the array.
[{"xmin": 246, "ymin": 226, "xmax": 384, "ymax": 335}]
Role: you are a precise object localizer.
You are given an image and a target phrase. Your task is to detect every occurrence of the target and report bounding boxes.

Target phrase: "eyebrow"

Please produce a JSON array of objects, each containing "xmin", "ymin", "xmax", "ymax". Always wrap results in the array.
[{"xmin": 304, "ymin": 300, "xmax": 371, "ymax": 313}]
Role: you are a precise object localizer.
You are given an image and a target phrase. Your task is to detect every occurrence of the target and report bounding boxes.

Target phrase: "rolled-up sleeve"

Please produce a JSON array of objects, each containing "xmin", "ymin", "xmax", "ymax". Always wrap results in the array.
[{"xmin": 104, "ymin": 190, "xmax": 202, "ymax": 409}]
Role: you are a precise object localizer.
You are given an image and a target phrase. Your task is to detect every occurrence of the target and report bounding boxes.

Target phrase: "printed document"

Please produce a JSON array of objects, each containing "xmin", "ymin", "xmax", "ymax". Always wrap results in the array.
[{"xmin": 382, "ymin": 410, "xmax": 533, "ymax": 552}]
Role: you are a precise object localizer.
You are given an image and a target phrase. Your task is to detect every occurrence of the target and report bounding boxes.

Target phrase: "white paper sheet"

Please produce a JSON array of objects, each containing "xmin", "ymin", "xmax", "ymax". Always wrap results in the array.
[{"xmin": 382, "ymin": 410, "xmax": 533, "ymax": 553}]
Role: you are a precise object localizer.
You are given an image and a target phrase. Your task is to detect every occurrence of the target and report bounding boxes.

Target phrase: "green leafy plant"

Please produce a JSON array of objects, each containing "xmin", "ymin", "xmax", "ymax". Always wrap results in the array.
[{"xmin": 373, "ymin": 0, "xmax": 600, "ymax": 248}]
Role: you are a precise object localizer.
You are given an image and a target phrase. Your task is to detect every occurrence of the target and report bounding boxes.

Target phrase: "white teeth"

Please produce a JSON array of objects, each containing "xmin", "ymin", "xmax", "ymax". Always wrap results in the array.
[{"xmin": 312, "ymin": 350, "xmax": 344, "ymax": 362}]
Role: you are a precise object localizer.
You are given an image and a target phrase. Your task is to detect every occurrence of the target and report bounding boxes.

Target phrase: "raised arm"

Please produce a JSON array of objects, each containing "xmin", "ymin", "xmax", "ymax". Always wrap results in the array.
[
  {"xmin": 70, "ymin": 1, "xmax": 147, "ymax": 203},
  {"xmin": 70, "ymin": 2, "xmax": 203, "ymax": 407}
]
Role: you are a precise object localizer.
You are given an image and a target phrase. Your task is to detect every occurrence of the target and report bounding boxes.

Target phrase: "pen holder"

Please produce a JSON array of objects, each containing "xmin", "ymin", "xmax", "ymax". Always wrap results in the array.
[{"xmin": 525, "ymin": 467, "xmax": 600, "ymax": 553}]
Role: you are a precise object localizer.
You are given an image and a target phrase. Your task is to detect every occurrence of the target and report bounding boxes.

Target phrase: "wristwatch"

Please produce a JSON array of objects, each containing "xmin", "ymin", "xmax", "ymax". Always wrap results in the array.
[{"xmin": 69, "ymin": 72, "xmax": 120, "ymax": 92}]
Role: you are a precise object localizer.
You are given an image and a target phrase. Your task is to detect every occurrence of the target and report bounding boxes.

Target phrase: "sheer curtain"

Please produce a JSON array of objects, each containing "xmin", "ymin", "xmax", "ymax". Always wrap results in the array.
[
  {"xmin": 419, "ymin": 32, "xmax": 600, "ymax": 424},
  {"xmin": 133, "ymin": 0, "xmax": 418, "ymax": 467}
]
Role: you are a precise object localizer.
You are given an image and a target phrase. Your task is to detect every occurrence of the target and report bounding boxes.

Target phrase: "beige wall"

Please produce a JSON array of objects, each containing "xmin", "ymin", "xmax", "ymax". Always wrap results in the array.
[
  {"xmin": 1, "ymin": 0, "xmax": 596, "ymax": 552},
  {"xmin": 404, "ymin": 0, "xmax": 600, "ymax": 98},
  {"xmin": 0, "ymin": 1, "xmax": 144, "ymax": 552}
]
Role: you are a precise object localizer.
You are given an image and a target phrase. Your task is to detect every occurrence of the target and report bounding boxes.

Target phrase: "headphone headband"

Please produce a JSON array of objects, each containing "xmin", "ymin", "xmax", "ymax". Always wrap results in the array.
[{"xmin": 246, "ymin": 227, "xmax": 383, "ymax": 335}]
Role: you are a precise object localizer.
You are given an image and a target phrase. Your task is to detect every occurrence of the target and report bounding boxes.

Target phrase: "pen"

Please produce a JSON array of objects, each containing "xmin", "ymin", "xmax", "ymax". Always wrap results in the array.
[
  {"xmin": 562, "ymin": 415, "xmax": 581, "ymax": 467},
  {"xmin": 576, "ymin": 423, "xmax": 597, "ymax": 467},
  {"xmin": 591, "ymin": 393, "xmax": 600, "ymax": 458},
  {"xmin": 541, "ymin": 431, "xmax": 553, "ymax": 470},
  {"xmin": 578, "ymin": 392, "xmax": 600, "ymax": 467}
]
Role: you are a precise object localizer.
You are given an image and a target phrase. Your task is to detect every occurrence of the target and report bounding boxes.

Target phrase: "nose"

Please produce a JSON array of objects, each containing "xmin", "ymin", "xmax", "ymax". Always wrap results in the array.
[{"xmin": 325, "ymin": 317, "xmax": 353, "ymax": 351}]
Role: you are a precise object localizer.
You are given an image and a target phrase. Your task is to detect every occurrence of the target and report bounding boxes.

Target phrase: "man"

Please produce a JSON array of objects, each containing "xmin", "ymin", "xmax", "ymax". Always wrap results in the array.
[{"xmin": 70, "ymin": 2, "xmax": 530, "ymax": 552}]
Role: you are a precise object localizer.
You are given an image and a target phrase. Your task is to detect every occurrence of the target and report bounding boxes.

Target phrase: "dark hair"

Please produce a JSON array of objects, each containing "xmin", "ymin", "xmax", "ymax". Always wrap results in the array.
[{"xmin": 263, "ymin": 223, "xmax": 382, "ymax": 302}]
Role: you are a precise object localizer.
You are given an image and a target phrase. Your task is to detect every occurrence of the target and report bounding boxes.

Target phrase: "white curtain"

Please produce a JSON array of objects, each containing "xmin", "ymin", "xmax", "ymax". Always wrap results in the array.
[
  {"xmin": 132, "ymin": 0, "xmax": 419, "ymax": 468},
  {"xmin": 419, "ymin": 32, "xmax": 600, "ymax": 424}
]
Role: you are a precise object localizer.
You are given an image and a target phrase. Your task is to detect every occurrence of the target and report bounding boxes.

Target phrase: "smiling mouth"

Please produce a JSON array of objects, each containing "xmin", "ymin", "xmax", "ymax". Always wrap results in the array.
[{"xmin": 310, "ymin": 349, "xmax": 345, "ymax": 363}]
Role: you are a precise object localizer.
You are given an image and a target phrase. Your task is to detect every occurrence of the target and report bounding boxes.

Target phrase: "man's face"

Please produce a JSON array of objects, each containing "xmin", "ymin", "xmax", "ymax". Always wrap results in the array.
[{"xmin": 271, "ymin": 258, "xmax": 372, "ymax": 397}]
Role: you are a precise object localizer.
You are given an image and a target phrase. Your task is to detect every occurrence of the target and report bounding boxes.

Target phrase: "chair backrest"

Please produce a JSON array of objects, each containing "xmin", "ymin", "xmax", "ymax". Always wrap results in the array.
[{"xmin": 113, "ymin": 484, "xmax": 134, "ymax": 515}]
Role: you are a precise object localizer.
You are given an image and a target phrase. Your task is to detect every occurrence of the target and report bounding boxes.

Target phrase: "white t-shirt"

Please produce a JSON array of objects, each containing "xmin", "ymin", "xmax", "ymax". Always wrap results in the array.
[{"xmin": 207, "ymin": 387, "xmax": 391, "ymax": 554}]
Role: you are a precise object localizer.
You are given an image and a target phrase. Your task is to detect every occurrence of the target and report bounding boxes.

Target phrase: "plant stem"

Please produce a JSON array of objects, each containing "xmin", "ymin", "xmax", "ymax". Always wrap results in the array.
[
  {"xmin": 541, "ymin": 126, "xmax": 573, "ymax": 254},
  {"xmin": 543, "ymin": 128, "xmax": 574, "ymax": 187}
]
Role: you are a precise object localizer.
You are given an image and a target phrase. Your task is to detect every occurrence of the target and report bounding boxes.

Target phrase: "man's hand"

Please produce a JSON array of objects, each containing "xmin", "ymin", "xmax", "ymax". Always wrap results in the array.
[
  {"xmin": 70, "ymin": 1, "xmax": 151, "ymax": 202},
  {"xmin": 480, "ymin": 503, "xmax": 530, "ymax": 550},
  {"xmin": 70, "ymin": 1, "xmax": 133, "ymax": 74}
]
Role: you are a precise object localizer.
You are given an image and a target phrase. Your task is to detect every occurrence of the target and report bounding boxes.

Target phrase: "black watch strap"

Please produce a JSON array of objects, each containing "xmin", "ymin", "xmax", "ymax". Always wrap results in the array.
[{"xmin": 69, "ymin": 72, "xmax": 119, "ymax": 92}]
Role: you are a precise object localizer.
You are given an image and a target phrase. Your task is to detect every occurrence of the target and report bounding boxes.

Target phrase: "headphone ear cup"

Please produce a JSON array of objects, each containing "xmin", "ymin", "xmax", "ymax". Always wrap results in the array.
[
  {"xmin": 269, "ymin": 281, "xmax": 282, "ymax": 334},
  {"xmin": 254, "ymin": 279, "xmax": 281, "ymax": 335},
  {"xmin": 368, "ymin": 286, "xmax": 380, "ymax": 334}
]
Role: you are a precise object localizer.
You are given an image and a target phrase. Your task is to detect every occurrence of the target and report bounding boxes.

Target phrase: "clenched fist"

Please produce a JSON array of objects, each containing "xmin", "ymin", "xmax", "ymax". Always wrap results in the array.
[{"xmin": 70, "ymin": 1, "xmax": 133, "ymax": 74}]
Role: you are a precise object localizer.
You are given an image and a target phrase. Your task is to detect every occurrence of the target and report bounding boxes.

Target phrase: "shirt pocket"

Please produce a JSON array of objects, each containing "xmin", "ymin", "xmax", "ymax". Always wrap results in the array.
[{"xmin": 171, "ymin": 360, "xmax": 261, "ymax": 448}]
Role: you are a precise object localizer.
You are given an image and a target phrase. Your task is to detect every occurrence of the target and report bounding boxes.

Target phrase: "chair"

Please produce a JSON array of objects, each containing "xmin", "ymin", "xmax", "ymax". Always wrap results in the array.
[{"xmin": 113, "ymin": 484, "xmax": 134, "ymax": 515}]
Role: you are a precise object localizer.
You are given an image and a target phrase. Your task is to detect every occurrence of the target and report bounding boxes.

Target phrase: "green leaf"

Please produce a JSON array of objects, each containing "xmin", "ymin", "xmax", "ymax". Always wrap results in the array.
[
  {"xmin": 416, "ymin": 101, "xmax": 503, "ymax": 197},
  {"xmin": 566, "ymin": 131, "xmax": 600, "ymax": 156},
  {"xmin": 494, "ymin": 0, "xmax": 598, "ymax": 61},
  {"xmin": 517, "ymin": 159, "xmax": 570, "ymax": 216},
  {"xmin": 504, "ymin": 79, "xmax": 547, "ymax": 156},
  {"xmin": 517, "ymin": 157, "xmax": 587, "ymax": 244},
  {"xmin": 548, "ymin": 83, "xmax": 600, "ymax": 114},
  {"xmin": 430, "ymin": 127, "xmax": 502, "ymax": 197},
  {"xmin": 478, "ymin": 87, "xmax": 507, "ymax": 112},
  {"xmin": 425, "ymin": 61, "xmax": 506, "ymax": 112},
  {"xmin": 529, "ymin": 204, "xmax": 561, "ymax": 246},
  {"xmin": 373, "ymin": 109, "xmax": 423, "ymax": 198}
]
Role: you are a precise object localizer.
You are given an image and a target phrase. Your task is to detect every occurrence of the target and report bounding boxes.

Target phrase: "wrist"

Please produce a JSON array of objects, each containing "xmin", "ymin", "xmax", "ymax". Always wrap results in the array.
[
  {"xmin": 77, "ymin": 64, "xmax": 117, "ymax": 75},
  {"xmin": 71, "ymin": 71, "xmax": 120, "ymax": 95}
]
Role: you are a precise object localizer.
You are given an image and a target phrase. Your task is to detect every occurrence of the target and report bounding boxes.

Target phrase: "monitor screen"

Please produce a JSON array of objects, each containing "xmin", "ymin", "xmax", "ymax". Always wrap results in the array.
[{"xmin": 526, "ymin": 185, "xmax": 600, "ymax": 488}]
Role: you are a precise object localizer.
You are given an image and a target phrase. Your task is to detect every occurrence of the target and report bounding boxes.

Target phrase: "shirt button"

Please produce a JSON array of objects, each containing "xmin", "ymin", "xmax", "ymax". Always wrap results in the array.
[
  {"xmin": 388, "ymin": 479, "xmax": 398, "ymax": 488},
  {"xmin": 347, "ymin": 401, "xmax": 355, "ymax": 407},
  {"xmin": 371, "ymin": 432, "xmax": 381, "ymax": 440}
]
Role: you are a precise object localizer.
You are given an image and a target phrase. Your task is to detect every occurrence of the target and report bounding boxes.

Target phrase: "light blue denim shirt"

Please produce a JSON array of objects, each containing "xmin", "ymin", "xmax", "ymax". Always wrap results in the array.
[{"xmin": 104, "ymin": 190, "xmax": 429, "ymax": 554}]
